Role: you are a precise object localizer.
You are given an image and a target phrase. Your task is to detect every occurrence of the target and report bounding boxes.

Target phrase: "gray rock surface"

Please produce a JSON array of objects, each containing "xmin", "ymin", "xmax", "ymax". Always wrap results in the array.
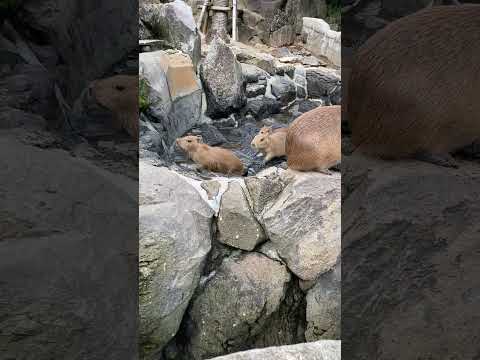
[
  {"xmin": 241, "ymin": 63, "xmax": 270, "ymax": 83},
  {"xmin": 139, "ymin": 50, "xmax": 203, "ymax": 147},
  {"xmin": 261, "ymin": 170, "xmax": 341, "ymax": 281},
  {"xmin": 342, "ymin": 154, "xmax": 480, "ymax": 359},
  {"xmin": 302, "ymin": 18, "xmax": 340, "ymax": 67},
  {"xmin": 15, "ymin": 0, "xmax": 137, "ymax": 100},
  {"xmin": 306, "ymin": 67, "xmax": 341, "ymax": 104},
  {"xmin": 185, "ymin": 253, "xmax": 291, "ymax": 359},
  {"xmin": 217, "ymin": 181, "xmax": 266, "ymax": 251},
  {"xmin": 201, "ymin": 37, "xmax": 246, "ymax": 118},
  {"xmin": 139, "ymin": 0, "xmax": 201, "ymax": 67},
  {"xmin": 0, "ymin": 136, "xmax": 138, "ymax": 360},
  {"xmin": 270, "ymin": 75, "xmax": 297, "ymax": 103},
  {"xmin": 245, "ymin": 96, "xmax": 281, "ymax": 119},
  {"xmin": 306, "ymin": 262, "xmax": 341, "ymax": 341},
  {"xmin": 209, "ymin": 340, "xmax": 341, "ymax": 360},
  {"xmin": 139, "ymin": 164, "xmax": 214, "ymax": 359},
  {"xmin": 246, "ymin": 83, "xmax": 267, "ymax": 98}
]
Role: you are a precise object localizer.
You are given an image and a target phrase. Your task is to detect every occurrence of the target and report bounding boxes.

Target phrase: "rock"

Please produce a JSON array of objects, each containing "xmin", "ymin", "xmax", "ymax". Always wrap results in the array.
[
  {"xmin": 261, "ymin": 170, "xmax": 341, "ymax": 281},
  {"xmin": 278, "ymin": 55, "xmax": 302, "ymax": 63},
  {"xmin": 270, "ymin": 24, "xmax": 296, "ymax": 47},
  {"xmin": 342, "ymin": 154, "xmax": 480, "ymax": 359},
  {"xmin": 0, "ymin": 136, "xmax": 138, "ymax": 360},
  {"xmin": 201, "ymin": 37, "xmax": 246, "ymax": 118},
  {"xmin": 241, "ymin": 63, "xmax": 270, "ymax": 83},
  {"xmin": 297, "ymin": 99, "xmax": 321, "ymax": 113},
  {"xmin": 294, "ymin": 66, "xmax": 308, "ymax": 99},
  {"xmin": 0, "ymin": 108, "xmax": 47, "ymax": 130},
  {"xmin": 244, "ymin": 167, "xmax": 288, "ymax": 215},
  {"xmin": 139, "ymin": 19, "xmax": 153, "ymax": 40},
  {"xmin": 190, "ymin": 123, "xmax": 228, "ymax": 146},
  {"xmin": 271, "ymin": 47, "xmax": 293, "ymax": 58},
  {"xmin": 201, "ymin": 180, "xmax": 221, "ymax": 200},
  {"xmin": 139, "ymin": 164, "xmax": 214, "ymax": 358},
  {"xmin": 305, "ymin": 67, "xmax": 341, "ymax": 102},
  {"xmin": 270, "ymin": 75, "xmax": 296, "ymax": 104},
  {"xmin": 306, "ymin": 262, "xmax": 341, "ymax": 341},
  {"xmin": 139, "ymin": 50, "xmax": 202, "ymax": 149},
  {"xmin": 15, "ymin": 1, "xmax": 137, "ymax": 100},
  {"xmin": 217, "ymin": 181, "xmax": 266, "ymax": 251},
  {"xmin": 246, "ymin": 83, "xmax": 266, "ymax": 98},
  {"xmin": 382, "ymin": 0, "xmax": 433, "ymax": 18},
  {"xmin": 233, "ymin": 44, "xmax": 277, "ymax": 75},
  {"xmin": 300, "ymin": 0, "xmax": 327, "ymax": 19},
  {"xmin": 139, "ymin": 115, "xmax": 166, "ymax": 154},
  {"xmin": 302, "ymin": 18, "xmax": 340, "ymax": 67},
  {"xmin": 302, "ymin": 55, "xmax": 321, "ymax": 66},
  {"xmin": 1, "ymin": 64, "xmax": 56, "ymax": 122},
  {"xmin": 139, "ymin": 0, "xmax": 201, "ymax": 67},
  {"xmin": 184, "ymin": 252, "xmax": 291, "ymax": 359},
  {"xmin": 245, "ymin": 96, "xmax": 282, "ymax": 119},
  {"xmin": 274, "ymin": 63, "xmax": 295, "ymax": 78},
  {"xmin": 209, "ymin": 340, "xmax": 341, "ymax": 359}
]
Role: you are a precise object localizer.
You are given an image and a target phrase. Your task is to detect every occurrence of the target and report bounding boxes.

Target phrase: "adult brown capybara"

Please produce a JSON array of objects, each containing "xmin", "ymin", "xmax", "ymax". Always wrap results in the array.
[
  {"xmin": 176, "ymin": 135, "xmax": 245, "ymax": 176},
  {"xmin": 286, "ymin": 105, "xmax": 341, "ymax": 173},
  {"xmin": 90, "ymin": 75, "xmax": 139, "ymax": 140},
  {"xmin": 347, "ymin": 5, "xmax": 480, "ymax": 167}
]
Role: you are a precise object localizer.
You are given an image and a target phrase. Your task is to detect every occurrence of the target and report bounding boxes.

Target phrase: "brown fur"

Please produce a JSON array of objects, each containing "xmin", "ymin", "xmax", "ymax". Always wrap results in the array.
[
  {"xmin": 251, "ymin": 126, "xmax": 288, "ymax": 162},
  {"xmin": 176, "ymin": 135, "xmax": 245, "ymax": 175},
  {"xmin": 90, "ymin": 75, "xmax": 139, "ymax": 140},
  {"xmin": 348, "ymin": 5, "xmax": 480, "ymax": 159},
  {"xmin": 286, "ymin": 106, "xmax": 341, "ymax": 172}
]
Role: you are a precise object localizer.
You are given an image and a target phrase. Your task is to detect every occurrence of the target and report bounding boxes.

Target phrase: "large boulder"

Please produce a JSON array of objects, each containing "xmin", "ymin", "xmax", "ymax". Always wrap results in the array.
[
  {"xmin": 184, "ymin": 252, "xmax": 291, "ymax": 359},
  {"xmin": 306, "ymin": 262, "xmax": 341, "ymax": 341},
  {"xmin": 342, "ymin": 154, "xmax": 480, "ymax": 359},
  {"xmin": 139, "ymin": 50, "xmax": 203, "ymax": 150},
  {"xmin": 15, "ymin": 0, "xmax": 137, "ymax": 100},
  {"xmin": 217, "ymin": 181, "xmax": 266, "ymax": 251},
  {"xmin": 139, "ymin": 164, "xmax": 214, "ymax": 359},
  {"xmin": 270, "ymin": 75, "xmax": 297, "ymax": 104},
  {"xmin": 209, "ymin": 340, "xmax": 341, "ymax": 360},
  {"xmin": 200, "ymin": 37, "xmax": 246, "ymax": 118},
  {"xmin": 139, "ymin": 0, "xmax": 201, "ymax": 67},
  {"xmin": 241, "ymin": 63, "xmax": 270, "ymax": 83},
  {"xmin": 260, "ymin": 170, "xmax": 341, "ymax": 281},
  {"xmin": 305, "ymin": 67, "xmax": 341, "ymax": 104},
  {"xmin": 0, "ymin": 135, "xmax": 138, "ymax": 360},
  {"xmin": 302, "ymin": 18, "xmax": 341, "ymax": 67}
]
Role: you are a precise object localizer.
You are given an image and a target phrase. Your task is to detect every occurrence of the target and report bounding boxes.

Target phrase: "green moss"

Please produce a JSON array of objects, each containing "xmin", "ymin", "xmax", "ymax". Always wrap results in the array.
[
  {"xmin": 139, "ymin": 77, "xmax": 150, "ymax": 113},
  {"xmin": 326, "ymin": 0, "xmax": 341, "ymax": 31}
]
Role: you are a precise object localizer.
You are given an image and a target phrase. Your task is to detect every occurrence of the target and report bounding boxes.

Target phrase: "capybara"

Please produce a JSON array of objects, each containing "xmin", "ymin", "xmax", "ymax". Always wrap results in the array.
[
  {"xmin": 347, "ymin": 5, "xmax": 480, "ymax": 167},
  {"xmin": 251, "ymin": 126, "xmax": 288, "ymax": 162},
  {"xmin": 176, "ymin": 135, "xmax": 245, "ymax": 175},
  {"xmin": 286, "ymin": 105, "xmax": 341, "ymax": 172}
]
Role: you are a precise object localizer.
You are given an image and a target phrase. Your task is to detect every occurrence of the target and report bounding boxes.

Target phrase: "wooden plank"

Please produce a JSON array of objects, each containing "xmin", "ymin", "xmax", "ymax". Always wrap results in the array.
[
  {"xmin": 197, "ymin": 0, "xmax": 209, "ymax": 30},
  {"xmin": 232, "ymin": 0, "xmax": 237, "ymax": 41},
  {"xmin": 210, "ymin": 6, "xmax": 231, "ymax": 12}
]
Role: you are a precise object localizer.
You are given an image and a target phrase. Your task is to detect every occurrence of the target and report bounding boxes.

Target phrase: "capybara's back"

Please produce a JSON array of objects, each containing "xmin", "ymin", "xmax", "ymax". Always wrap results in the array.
[
  {"xmin": 348, "ymin": 5, "xmax": 480, "ymax": 159},
  {"xmin": 286, "ymin": 106, "xmax": 341, "ymax": 172}
]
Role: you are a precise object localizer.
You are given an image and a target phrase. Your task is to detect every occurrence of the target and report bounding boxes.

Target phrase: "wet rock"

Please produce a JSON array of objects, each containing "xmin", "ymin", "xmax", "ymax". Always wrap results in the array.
[
  {"xmin": 297, "ymin": 99, "xmax": 321, "ymax": 113},
  {"xmin": 306, "ymin": 262, "xmax": 341, "ymax": 341},
  {"xmin": 201, "ymin": 37, "xmax": 246, "ymax": 118},
  {"xmin": 245, "ymin": 96, "xmax": 282, "ymax": 119},
  {"xmin": 261, "ymin": 170, "xmax": 341, "ymax": 281},
  {"xmin": 209, "ymin": 340, "xmax": 341, "ymax": 360},
  {"xmin": 139, "ymin": 164, "xmax": 214, "ymax": 359},
  {"xmin": 302, "ymin": 18, "xmax": 340, "ymax": 67},
  {"xmin": 189, "ymin": 123, "xmax": 227, "ymax": 146},
  {"xmin": 184, "ymin": 252, "xmax": 291, "ymax": 359},
  {"xmin": 246, "ymin": 83, "xmax": 266, "ymax": 98},
  {"xmin": 217, "ymin": 181, "xmax": 266, "ymax": 251},
  {"xmin": 139, "ymin": 50, "xmax": 202, "ymax": 148},
  {"xmin": 241, "ymin": 63, "xmax": 269, "ymax": 83},
  {"xmin": 139, "ymin": 0, "xmax": 201, "ymax": 67},
  {"xmin": 271, "ymin": 75, "xmax": 296, "ymax": 104}
]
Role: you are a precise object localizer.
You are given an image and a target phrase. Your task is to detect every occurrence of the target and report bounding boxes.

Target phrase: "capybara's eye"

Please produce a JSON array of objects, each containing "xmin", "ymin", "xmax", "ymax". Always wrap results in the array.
[{"xmin": 115, "ymin": 85, "xmax": 125, "ymax": 91}]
